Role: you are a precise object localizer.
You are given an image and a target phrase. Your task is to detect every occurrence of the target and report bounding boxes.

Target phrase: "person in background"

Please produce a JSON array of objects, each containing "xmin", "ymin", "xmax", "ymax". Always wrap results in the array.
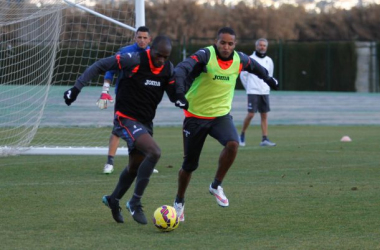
[
  {"xmin": 96, "ymin": 26, "xmax": 156, "ymax": 174},
  {"xmin": 239, "ymin": 38, "xmax": 276, "ymax": 147},
  {"xmin": 172, "ymin": 27, "xmax": 278, "ymax": 222}
]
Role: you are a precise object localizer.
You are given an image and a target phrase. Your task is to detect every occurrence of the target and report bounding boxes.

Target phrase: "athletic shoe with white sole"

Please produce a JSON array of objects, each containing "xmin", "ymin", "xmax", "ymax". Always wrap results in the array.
[
  {"xmin": 260, "ymin": 139, "xmax": 276, "ymax": 147},
  {"xmin": 102, "ymin": 195, "xmax": 124, "ymax": 223},
  {"xmin": 173, "ymin": 202, "xmax": 185, "ymax": 222},
  {"xmin": 209, "ymin": 185, "xmax": 229, "ymax": 207},
  {"xmin": 126, "ymin": 201, "xmax": 147, "ymax": 225},
  {"xmin": 103, "ymin": 164, "xmax": 114, "ymax": 174}
]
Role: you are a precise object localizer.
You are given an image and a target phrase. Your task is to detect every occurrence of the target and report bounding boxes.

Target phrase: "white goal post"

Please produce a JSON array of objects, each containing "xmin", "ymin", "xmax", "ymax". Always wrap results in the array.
[{"xmin": 0, "ymin": 0, "xmax": 145, "ymax": 156}]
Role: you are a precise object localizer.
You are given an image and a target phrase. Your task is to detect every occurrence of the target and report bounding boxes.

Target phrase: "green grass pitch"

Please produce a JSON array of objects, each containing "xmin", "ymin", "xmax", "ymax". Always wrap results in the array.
[{"xmin": 1, "ymin": 125, "xmax": 380, "ymax": 249}]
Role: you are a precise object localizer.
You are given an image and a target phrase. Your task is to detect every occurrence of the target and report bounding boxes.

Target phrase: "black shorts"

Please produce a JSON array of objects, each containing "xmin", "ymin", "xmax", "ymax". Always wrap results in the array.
[
  {"xmin": 112, "ymin": 114, "xmax": 153, "ymax": 153},
  {"xmin": 181, "ymin": 114, "xmax": 239, "ymax": 172},
  {"xmin": 247, "ymin": 94, "xmax": 270, "ymax": 113}
]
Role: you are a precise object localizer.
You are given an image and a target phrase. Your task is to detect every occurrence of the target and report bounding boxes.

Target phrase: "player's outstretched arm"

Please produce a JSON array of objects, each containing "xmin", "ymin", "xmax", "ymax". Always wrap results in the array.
[{"xmin": 63, "ymin": 55, "xmax": 126, "ymax": 107}]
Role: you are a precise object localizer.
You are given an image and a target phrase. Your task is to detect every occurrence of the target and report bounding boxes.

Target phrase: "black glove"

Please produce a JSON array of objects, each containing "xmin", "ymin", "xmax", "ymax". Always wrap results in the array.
[
  {"xmin": 264, "ymin": 77, "xmax": 279, "ymax": 90},
  {"xmin": 175, "ymin": 93, "xmax": 189, "ymax": 110},
  {"xmin": 63, "ymin": 86, "xmax": 80, "ymax": 106}
]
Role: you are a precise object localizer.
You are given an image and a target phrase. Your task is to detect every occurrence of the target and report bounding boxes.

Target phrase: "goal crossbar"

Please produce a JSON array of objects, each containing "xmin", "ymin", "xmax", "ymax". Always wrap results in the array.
[{"xmin": 63, "ymin": 0, "xmax": 137, "ymax": 32}]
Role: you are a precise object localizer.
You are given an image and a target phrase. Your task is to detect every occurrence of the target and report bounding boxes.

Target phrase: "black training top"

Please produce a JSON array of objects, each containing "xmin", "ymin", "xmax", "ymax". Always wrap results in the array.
[{"xmin": 74, "ymin": 50, "xmax": 176, "ymax": 124}]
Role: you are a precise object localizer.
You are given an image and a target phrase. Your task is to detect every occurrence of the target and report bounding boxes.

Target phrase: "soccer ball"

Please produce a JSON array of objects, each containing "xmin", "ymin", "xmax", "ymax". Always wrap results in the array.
[{"xmin": 152, "ymin": 205, "xmax": 179, "ymax": 232}]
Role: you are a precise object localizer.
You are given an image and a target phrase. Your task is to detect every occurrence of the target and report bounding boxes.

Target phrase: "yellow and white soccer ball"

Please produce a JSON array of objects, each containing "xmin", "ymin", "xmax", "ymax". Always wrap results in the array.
[{"xmin": 152, "ymin": 205, "xmax": 179, "ymax": 232}]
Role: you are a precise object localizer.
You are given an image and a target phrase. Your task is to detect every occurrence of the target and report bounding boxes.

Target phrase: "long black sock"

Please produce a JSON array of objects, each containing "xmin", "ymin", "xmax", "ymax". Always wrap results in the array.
[
  {"xmin": 129, "ymin": 158, "xmax": 156, "ymax": 205},
  {"xmin": 211, "ymin": 178, "xmax": 222, "ymax": 189},
  {"xmin": 110, "ymin": 166, "xmax": 137, "ymax": 200},
  {"xmin": 107, "ymin": 155, "xmax": 114, "ymax": 165},
  {"xmin": 175, "ymin": 195, "xmax": 184, "ymax": 204}
]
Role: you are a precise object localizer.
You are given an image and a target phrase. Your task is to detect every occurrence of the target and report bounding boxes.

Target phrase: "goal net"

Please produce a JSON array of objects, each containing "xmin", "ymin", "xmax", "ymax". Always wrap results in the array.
[{"xmin": 0, "ymin": 0, "xmax": 138, "ymax": 156}]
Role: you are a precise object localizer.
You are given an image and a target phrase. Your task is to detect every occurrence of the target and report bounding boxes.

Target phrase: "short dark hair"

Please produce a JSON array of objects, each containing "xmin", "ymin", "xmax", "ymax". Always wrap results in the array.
[
  {"xmin": 151, "ymin": 35, "xmax": 172, "ymax": 49},
  {"xmin": 136, "ymin": 26, "xmax": 150, "ymax": 33},
  {"xmin": 217, "ymin": 27, "xmax": 236, "ymax": 38}
]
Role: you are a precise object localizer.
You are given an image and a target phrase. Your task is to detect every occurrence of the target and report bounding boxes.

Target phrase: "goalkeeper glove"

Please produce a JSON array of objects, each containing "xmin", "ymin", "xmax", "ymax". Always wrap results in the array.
[
  {"xmin": 96, "ymin": 83, "xmax": 114, "ymax": 109},
  {"xmin": 63, "ymin": 86, "xmax": 80, "ymax": 106},
  {"xmin": 175, "ymin": 93, "xmax": 189, "ymax": 110},
  {"xmin": 264, "ymin": 77, "xmax": 279, "ymax": 90}
]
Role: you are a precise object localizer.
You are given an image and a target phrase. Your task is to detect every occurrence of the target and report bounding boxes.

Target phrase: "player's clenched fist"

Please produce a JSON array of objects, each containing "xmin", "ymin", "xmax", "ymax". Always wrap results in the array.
[
  {"xmin": 264, "ymin": 77, "xmax": 279, "ymax": 90},
  {"xmin": 175, "ymin": 93, "xmax": 189, "ymax": 110},
  {"xmin": 63, "ymin": 86, "xmax": 80, "ymax": 106}
]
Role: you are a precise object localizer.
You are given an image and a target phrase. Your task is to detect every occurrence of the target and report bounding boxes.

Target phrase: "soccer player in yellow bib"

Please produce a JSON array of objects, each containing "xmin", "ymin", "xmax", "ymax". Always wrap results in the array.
[{"xmin": 173, "ymin": 27, "xmax": 279, "ymax": 221}]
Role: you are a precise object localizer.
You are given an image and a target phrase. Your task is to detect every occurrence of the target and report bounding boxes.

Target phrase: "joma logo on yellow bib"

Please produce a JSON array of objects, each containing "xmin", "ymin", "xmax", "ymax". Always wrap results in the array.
[{"xmin": 212, "ymin": 75, "xmax": 229, "ymax": 81}]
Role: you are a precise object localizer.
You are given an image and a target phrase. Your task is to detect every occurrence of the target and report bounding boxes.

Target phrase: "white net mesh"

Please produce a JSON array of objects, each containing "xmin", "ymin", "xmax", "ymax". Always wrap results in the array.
[{"xmin": 0, "ymin": 0, "xmax": 136, "ymax": 155}]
